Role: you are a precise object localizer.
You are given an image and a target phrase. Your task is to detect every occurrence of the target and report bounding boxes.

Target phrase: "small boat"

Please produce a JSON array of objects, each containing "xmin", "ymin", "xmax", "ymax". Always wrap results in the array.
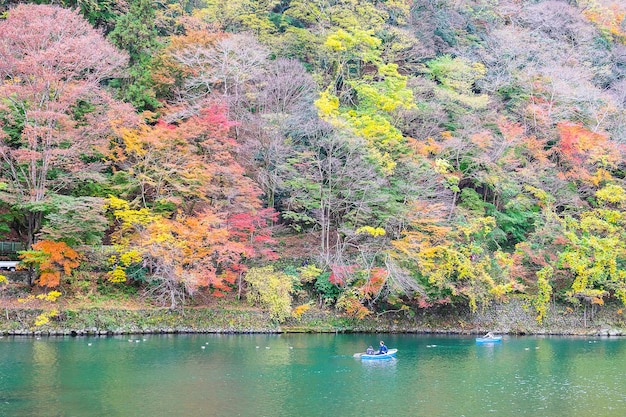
[
  {"xmin": 355, "ymin": 348, "xmax": 398, "ymax": 359},
  {"xmin": 476, "ymin": 336, "xmax": 502, "ymax": 343}
]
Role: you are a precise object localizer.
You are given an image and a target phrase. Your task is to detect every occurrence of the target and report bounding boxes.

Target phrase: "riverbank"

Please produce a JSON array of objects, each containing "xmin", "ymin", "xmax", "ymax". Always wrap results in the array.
[{"xmin": 1, "ymin": 298, "xmax": 625, "ymax": 336}]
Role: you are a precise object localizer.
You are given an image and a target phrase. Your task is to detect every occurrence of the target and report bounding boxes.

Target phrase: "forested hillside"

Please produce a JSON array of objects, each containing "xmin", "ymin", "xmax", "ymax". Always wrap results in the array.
[{"xmin": 1, "ymin": 0, "xmax": 625, "ymax": 324}]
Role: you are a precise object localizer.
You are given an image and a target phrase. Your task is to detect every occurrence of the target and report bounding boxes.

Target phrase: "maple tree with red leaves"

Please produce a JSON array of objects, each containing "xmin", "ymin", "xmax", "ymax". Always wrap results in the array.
[
  {"xmin": 553, "ymin": 122, "xmax": 621, "ymax": 185},
  {"xmin": 0, "ymin": 4, "xmax": 134, "ymax": 248},
  {"xmin": 107, "ymin": 103, "xmax": 278, "ymax": 307}
]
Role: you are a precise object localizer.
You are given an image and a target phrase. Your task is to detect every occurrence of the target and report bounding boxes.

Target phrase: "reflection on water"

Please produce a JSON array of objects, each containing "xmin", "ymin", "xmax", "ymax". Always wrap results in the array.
[
  {"xmin": 1, "ymin": 334, "xmax": 626, "ymax": 417},
  {"xmin": 358, "ymin": 357, "xmax": 397, "ymax": 367}
]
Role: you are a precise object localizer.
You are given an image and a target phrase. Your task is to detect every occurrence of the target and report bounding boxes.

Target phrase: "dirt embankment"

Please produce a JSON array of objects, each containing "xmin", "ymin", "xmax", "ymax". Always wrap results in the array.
[{"xmin": 0, "ymin": 298, "xmax": 624, "ymax": 336}]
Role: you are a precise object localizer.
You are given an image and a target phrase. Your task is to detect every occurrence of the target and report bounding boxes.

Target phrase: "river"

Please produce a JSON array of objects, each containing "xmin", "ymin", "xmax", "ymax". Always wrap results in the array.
[{"xmin": 1, "ymin": 334, "xmax": 625, "ymax": 416}]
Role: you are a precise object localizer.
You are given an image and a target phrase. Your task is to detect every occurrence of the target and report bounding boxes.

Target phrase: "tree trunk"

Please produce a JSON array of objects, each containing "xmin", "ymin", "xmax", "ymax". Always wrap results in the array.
[
  {"xmin": 238, "ymin": 272, "xmax": 244, "ymax": 300},
  {"xmin": 169, "ymin": 280, "xmax": 177, "ymax": 309}
]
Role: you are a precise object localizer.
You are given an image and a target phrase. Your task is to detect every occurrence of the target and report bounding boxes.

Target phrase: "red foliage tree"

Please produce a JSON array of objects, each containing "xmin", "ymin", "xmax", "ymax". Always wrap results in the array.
[
  {"xmin": 111, "ymin": 104, "xmax": 265, "ymax": 216},
  {"xmin": 553, "ymin": 122, "xmax": 620, "ymax": 185},
  {"xmin": 109, "ymin": 103, "xmax": 278, "ymax": 305},
  {"xmin": 0, "ymin": 5, "xmax": 133, "ymax": 247}
]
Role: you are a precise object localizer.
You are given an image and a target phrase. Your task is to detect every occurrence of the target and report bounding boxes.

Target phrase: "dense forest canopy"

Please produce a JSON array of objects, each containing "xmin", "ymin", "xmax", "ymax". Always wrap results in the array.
[{"xmin": 1, "ymin": 0, "xmax": 626, "ymax": 322}]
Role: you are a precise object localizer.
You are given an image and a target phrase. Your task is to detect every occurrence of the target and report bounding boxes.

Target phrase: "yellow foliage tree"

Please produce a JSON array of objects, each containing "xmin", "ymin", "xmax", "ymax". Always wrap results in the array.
[
  {"xmin": 557, "ymin": 185, "xmax": 626, "ymax": 310},
  {"xmin": 425, "ymin": 55, "xmax": 489, "ymax": 109},
  {"xmin": 389, "ymin": 202, "xmax": 513, "ymax": 311},
  {"xmin": 244, "ymin": 266, "xmax": 293, "ymax": 322},
  {"xmin": 579, "ymin": 0, "xmax": 626, "ymax": 43}
]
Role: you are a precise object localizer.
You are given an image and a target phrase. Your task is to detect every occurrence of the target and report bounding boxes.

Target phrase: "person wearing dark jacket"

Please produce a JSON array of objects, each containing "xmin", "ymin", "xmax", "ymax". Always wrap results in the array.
[{"xmin": 377, "ymin": 340, "xmax": 388, "ymax": 355}]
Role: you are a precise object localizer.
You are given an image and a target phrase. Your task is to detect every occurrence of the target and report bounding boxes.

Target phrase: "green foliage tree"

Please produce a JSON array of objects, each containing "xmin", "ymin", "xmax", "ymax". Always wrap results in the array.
[
  {"xmin": 425, "ymin": 55, "xmax": 489, "ymax": 110},
  {"xmin": 282, "ymin": 129, "xmax": 387, "ymax": 265},
  {"xmin": 108, "ymin": 0, "xmax": 161, "ymax": 110},
  {"xmin": 37, "ymin": 196, "xmax": 109, "ymax": 246},
  {"xmin": 198, "ymin": 0, "xmax": 276, "ymax": 37}
]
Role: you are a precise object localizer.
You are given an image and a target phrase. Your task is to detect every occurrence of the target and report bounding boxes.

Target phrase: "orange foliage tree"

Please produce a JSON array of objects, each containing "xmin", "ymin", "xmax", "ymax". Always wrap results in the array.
[
  {"xmin": 553, "ymin": 122, "xmax": 620, "ymax": 186},
  {"xmin": 580, "ymin": 0, "xmax": 626, "ymax": 43},
  {"xmin": 107, "ymin": 103, "xmax": 277, "ymax": 307},
  {"xmin": 20, "ymin": 241, "xmax": 80, "ymax": 288},
  {"xmin": 108, "ymin": 200, "xmax": 276, "ymax": 308}
]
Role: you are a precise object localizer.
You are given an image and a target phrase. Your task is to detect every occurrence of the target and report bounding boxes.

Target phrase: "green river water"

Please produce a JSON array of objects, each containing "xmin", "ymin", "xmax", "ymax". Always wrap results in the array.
[{"xmin": 1, "ymin": 334, "xmax": 625, "ymax": 417}]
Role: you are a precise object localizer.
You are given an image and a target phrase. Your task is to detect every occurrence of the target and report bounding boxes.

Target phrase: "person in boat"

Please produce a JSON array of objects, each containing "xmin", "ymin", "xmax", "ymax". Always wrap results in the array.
[
  {"xmin": 366, "ymin": 346, "xmax": 374, "ymax": 355},
  {"xmin": 376, "ymin": 340, "xmax": 388, "ymax": 355},
  {"xmin": 483, "ymin": 332, "xmax": 494, "ymax": 339}
]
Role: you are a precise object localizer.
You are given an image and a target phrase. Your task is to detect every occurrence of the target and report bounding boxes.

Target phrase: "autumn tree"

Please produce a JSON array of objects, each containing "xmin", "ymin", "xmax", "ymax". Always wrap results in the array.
[
  {"xmin": 110, "ymin": 104, "xmax": 263, "ymax": 216},
  {"xmin": 0, "ymin": 4, "xmax": 132, "ymax": 249},
  {"xmin": 389, "ymin": 198, "xmax": 521, "ymax": 311},
  {"xmin": 107, "ymin": 103, "xmax": 277, "ymax": 307},
  {"xmin": 139, "ymin": 209, "xmax": 247, "ymax": 308},
  {"xmin": 315, "ymin": 27, "xmax": 415, "ymax": 175},
  {"xmin": 552, "ymin": 122, "xmax": 620, "ymax": 189},
  {"xmin": 106, "ymin": 197, "xmax": 276, "ymax": 308},
  {"xmin": 579, "ymin": 0, "xmax": 626, "ymax": 44},
  {"xmin": 152, "ymin": 30, "xmax": 311, "ymax": 215},
  {"xmin": 556, "ymin": 185, "xmax": 626, "ymax": 324},
  {"xmin": 19, "ymin": 240, "xmax": 80, "ymax": 288},
  {"xmin": 244, "ymin": 266, "xmax": 293, "ymax": 322}
]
